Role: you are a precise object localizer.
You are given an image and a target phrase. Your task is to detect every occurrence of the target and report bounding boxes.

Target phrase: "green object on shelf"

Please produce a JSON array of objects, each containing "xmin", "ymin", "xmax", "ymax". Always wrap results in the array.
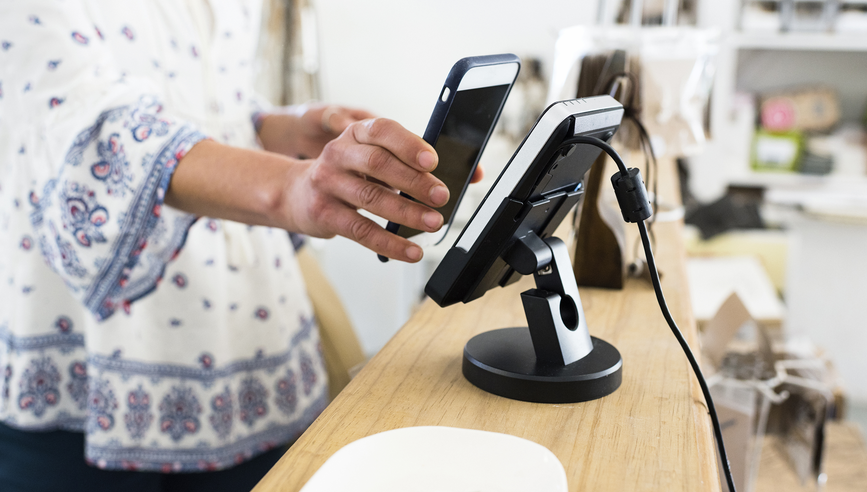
[{"xmin": 751, "ymin": 130, "xmax": 804, "ymax": 173}]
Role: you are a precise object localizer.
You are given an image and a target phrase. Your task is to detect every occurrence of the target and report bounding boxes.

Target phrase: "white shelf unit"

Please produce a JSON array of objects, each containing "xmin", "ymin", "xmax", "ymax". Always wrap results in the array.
[
  {"xmin": 732, "ymin": 32, "xmax": 867, "ymax": 51},
  {"xmin": 729, "ymin": 169, "xmax": 867, "ymax": 188},
  {"xmin": 693, "ymin": 1, "xmax": 867, "ymax": 403},
  {"xmin": 690, "ymin": 2, "xmax": 867, "ymax": 198}
]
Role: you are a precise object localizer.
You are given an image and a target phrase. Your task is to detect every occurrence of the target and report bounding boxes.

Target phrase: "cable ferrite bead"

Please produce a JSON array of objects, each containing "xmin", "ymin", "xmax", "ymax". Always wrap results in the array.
[{"xmin": 610, "ymin": 168, "xmax": 653, "ymax": 223}]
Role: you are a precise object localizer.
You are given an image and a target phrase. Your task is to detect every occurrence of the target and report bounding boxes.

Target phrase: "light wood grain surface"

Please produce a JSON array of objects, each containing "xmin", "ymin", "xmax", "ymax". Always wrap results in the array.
[{"xmin": 253, "ymin": 158, "xmax": 721, "ymax": 492}]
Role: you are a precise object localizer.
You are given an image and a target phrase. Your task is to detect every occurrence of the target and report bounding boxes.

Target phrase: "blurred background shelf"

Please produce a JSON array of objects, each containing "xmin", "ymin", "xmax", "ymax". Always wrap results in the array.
[
  {"xmin": 728, "ymin": 171, "xmax": 867, "ymax": 191},
  {"xmin": 733, "ymin": 32, "xmax": 867, "ymax": 51}
]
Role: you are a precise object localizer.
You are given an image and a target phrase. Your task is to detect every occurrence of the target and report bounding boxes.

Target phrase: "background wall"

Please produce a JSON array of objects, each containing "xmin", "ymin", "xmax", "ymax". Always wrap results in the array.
[
  {"xmin": 316, "ymin": 0, "xmax": 598, "ymax": 135},
  {"xmin": 309, "ymin": 0, "xmax": 599, "ymax": 356}
]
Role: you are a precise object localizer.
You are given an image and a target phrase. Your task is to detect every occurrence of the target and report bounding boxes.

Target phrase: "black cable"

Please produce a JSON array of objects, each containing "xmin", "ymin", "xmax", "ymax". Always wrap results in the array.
[
  {"xmin": 628, "ymin": 114, "xmax": 659, "ymax": 224},
  {"xmin": 599, "ymin": 72, "xmax": 659, "ymax": 249},
  {"xmin": 560, "ymin": 136, "xmax": 629, "ymax": 174},
  {"xmin": 630, "ymin": 115, "xmax": 658, "ymax": 250},
  {"xmin": 637, "ymin": 219, "xmax": 736, "ymax": 492},
  {"xmin": 559, "ymin": 135, "xmax": 737, "ymax": 492}
]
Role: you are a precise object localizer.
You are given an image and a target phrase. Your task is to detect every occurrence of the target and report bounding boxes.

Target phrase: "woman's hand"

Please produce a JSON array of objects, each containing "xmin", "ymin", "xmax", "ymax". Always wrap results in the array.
[
  {"xmin": 286, "ymin": 117, "xmax": 448, "ymax": 262},
  {"xmin": 257, "ymin": 103, "xmax": 375, "ymax": 159}
]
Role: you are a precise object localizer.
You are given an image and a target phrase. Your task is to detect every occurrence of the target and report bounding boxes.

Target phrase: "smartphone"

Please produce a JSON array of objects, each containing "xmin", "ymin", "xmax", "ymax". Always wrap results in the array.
[{"xmin": 379, "ymin": 54, "xmax": 520, "ymax": 262}]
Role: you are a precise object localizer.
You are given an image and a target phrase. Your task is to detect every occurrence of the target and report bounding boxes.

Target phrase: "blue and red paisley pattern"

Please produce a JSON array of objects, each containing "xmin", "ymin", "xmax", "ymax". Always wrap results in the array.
[
  {"xmin": 275, "ymin": 369, "xmax": 298, "ymax": 415},
  {"xmin": 67, "ymin": 361, "xmax": 88, "ymax": 410},
  {"xmin": 71, "ymin": 31, "xmax": 89, "ymax": 45},
  {"xmin": 124, "ymin": 385, "xmax": 153, "ymax": 440},
  {"xmin": 238, "ymin": 377, "xmax": 268, "ymax": 427},
  {"xmin": 299, "ymin": 350, "xmax": 318, "ymax": 396},
  {"xmin": 86, "ymin": 378, "xmax": 118, "ymax": 432},
  {"xmin": 3, "ymin": 365, "xmax": 12, "ymax": 399},
  {"xmin": 54, "ymin": 316, "xmax": 74, "ymax": 333},
  {"xmin": 92, "ymin": 133, "xmax": 133, "ymax": 196},
  {"xmin": 59, "ymin": 182, "xmax": 108, "ymax": 247},
  {"xmin": 48, "ymin": 222, "xmax": 88, "ymax": 278},
  {"xmin": 198, "ymin": 352, "xmax": 214, "ymax": 369},
  {"xmin": 18, "ymin": 357, "xmax": 61, "ymax": 417},
  {"xmin": 171, "ymin": 273, "xmax": 188, "ymax": 288},
  {"xmin": 130, "ymin": 97, "xmax": 171, "ymax": 142},
  {"xmin": 209, "ymin": 387, "xmax": 234, "ymax": 439},
  {"xmin": 159, "ymin": 386, "xmax": 201, "ymax": 441}
]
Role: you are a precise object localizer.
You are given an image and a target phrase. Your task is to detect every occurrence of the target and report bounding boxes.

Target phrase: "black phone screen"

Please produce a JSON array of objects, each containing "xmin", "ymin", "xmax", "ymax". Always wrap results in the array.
[{"xmin": 398, "ymin": 83, "xmax": 511, "ymax": 239}]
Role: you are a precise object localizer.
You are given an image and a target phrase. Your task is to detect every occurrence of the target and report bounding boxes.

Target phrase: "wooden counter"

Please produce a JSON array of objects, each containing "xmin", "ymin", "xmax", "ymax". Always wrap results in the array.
[{"xmin": 254, "ymin": 158, "xmax": 721, "ymax": 492}]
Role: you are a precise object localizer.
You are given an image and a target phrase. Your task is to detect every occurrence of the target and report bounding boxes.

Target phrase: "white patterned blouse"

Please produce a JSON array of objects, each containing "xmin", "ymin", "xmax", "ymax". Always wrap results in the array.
[{"xmin": 0, "ymin": 0, "xmax": 328, "ymax": 472}]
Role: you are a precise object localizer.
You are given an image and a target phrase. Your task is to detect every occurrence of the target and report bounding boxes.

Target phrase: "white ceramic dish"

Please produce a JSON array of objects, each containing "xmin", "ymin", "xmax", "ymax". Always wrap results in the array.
[{"xmin": 300, "ymin": 426, "xmax": 568, "ymax": 492}]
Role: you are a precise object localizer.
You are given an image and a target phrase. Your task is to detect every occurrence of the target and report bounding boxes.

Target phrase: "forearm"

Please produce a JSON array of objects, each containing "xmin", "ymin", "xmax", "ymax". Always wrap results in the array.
[{"xmin": 165, "ymin": 139, "xmax": 305, "ymax": 230}]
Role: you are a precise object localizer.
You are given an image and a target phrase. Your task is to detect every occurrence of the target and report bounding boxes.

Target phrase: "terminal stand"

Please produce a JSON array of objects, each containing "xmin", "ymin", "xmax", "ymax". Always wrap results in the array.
[
  {"xmin": 462, "ymin": 225, "xmax": 622, "ymax": 404},
  {"xmin": 423, "ymin": 97, "xmax": 628, "ymax": 404}
]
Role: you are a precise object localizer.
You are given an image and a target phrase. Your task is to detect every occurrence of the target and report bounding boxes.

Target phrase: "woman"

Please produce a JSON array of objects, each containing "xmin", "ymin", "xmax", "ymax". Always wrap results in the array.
[{"xmin": 0, "ymin": 1, "xmax": 451, "ymax": 490}]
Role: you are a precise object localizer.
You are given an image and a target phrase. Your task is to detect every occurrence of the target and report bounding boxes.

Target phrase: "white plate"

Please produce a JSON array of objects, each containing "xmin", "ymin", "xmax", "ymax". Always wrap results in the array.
[{"xmin": 300, "ymin": 426, "xmax": 568, "ymax": 492}]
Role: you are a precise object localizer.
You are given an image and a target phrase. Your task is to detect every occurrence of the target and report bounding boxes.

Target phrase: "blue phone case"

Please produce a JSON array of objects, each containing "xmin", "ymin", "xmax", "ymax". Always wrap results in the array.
[{"xmin": 378, "ymin": 53, "xmax": 521, "ymax": 263}]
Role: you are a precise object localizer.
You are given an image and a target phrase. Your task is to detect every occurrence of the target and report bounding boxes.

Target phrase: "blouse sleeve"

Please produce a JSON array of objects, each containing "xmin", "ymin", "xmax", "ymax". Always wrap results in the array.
[{"xmin": 0, "ymin": 1, "xmax": 207, "ymax": 320}]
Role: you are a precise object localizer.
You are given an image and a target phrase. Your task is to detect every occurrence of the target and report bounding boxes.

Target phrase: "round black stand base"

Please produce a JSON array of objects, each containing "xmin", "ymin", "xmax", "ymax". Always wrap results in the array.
[{"xmin": 463, "ymin": 327, "xmax": 622, "ymax": 403}]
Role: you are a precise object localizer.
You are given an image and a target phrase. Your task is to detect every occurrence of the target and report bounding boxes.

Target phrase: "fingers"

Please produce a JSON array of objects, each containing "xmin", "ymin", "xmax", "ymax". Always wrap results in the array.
[
  {"xmin": 470, "ymin": 165, "xmax": 485, "ymax": 184},
  {"xmin": 342, "ymin": 144, "xmax": 448, "ymax": 208},
  {"xmin": 320, "ymin": 205, "xmax": 425, "ymax": 262},
  {"xmin": 323, "ymin": 121, "xmax": 448, "ymax": 210},
  {"xmin": 311, "ymin": 162, "xmax": 444, "ymax": 234},
  {"xmin": 350, "ymin": 118, "xmax": 438, "ymax": 174}
]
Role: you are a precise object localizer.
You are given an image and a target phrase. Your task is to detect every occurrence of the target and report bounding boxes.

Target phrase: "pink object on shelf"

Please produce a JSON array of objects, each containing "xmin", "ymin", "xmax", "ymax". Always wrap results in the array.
[{"xmin": 761, "ymin": 97, "xmax": 797, "ymax": 131}]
